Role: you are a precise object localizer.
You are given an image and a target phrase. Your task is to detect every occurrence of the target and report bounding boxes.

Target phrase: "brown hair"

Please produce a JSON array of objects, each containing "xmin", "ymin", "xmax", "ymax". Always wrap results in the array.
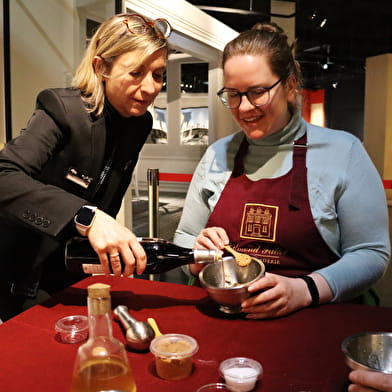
[
  {"xmin": 222, "ymin": 22, "xmax": 303, "ymax": 89},
  {"xmin": 72, "ymin": 13, "xmax": 169, "ymax": 115}
]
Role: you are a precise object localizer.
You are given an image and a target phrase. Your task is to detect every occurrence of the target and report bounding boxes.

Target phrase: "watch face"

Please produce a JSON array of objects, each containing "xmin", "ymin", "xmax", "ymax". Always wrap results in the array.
[{"xmin": 77, "ymin": 207, "xmax": 95, "ymax": 226}]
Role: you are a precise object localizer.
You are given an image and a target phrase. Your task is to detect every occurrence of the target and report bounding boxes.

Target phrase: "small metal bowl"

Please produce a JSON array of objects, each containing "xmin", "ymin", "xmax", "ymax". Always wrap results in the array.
[
  {"xmin": 342, "ymin": 331, "xmax": 392, "ymax": 374},
  {"xmin": 199, "ymin": 256, "xmax": 265, "ymax": 314}
]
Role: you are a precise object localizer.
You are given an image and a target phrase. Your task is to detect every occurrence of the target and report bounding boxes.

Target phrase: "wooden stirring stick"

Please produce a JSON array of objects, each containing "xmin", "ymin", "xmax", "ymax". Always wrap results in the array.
[{"xmin": 224, "ymin": 245, "xmax": 252, "ymax": 267}]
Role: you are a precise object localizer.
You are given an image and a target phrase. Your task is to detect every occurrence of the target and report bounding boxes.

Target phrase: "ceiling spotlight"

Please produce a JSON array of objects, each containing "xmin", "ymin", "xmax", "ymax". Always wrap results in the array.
[
  {"xmin": 319, "ymin": 18, "xmax": 327, "ymax": 28},
  {"xmin": 332, "ymin": 82, "xmax": 338, "ymax": 88},
  {"xmin": 322, "ymin": 63, "xmax": 329, "ymax": 70},
  {"xmin": 310, "ymin": 9, "xmax": 327, "ymax": 29}
]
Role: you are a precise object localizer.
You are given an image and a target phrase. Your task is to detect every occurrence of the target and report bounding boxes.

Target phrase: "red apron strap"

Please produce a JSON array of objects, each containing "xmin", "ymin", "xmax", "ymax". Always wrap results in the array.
[{"xmin": 289, "ymin": 133, "xmax": 308, "ymax": 210}]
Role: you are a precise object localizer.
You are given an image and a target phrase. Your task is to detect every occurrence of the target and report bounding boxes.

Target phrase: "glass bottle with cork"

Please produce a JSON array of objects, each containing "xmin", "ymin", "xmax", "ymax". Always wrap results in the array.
[{"xmin": 69, "ymin": 283, "xmax": 136, "ymax": 392}]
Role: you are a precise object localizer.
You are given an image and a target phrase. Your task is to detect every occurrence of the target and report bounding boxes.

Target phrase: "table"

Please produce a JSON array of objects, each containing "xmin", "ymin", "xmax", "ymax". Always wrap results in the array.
[{"xmin": 0, "ymin": 275, "xmax": 391, "ymax": 392}]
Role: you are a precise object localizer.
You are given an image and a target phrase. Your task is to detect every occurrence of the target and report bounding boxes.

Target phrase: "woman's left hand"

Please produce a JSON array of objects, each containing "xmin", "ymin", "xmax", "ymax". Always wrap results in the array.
[{"xmin": 241, "ymin": 272, "xmax": 313, "ymax": 319}]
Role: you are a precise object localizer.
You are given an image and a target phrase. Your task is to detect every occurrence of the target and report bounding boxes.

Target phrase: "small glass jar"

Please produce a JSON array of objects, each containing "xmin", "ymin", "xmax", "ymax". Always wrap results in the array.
[{"xmin": 55, "ymin": 315, "xmax": 88, "ymax": 344}]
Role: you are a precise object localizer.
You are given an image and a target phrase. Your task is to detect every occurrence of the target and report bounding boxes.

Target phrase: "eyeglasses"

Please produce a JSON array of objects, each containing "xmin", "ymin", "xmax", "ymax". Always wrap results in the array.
[
  {"xmin": 217, "ymin": 79, "xmax": 282, "ymax": 109},
  {"xmin": 123, "ymin": 14, "xmax": 172, "ymax": 39}
]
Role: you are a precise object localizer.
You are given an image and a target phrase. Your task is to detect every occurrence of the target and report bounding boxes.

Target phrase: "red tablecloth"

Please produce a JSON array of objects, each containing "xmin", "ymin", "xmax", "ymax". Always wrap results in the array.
[{"xmin": 0, "ymin": 275, "xmax": 391, "ymax": 392}]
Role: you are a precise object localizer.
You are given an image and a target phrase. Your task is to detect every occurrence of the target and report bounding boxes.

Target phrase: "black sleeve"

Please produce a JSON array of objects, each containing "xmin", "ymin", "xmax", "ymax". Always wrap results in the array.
[{"xmin": 0, "ymin": 89, "xmax": 87, "ymax": 237}]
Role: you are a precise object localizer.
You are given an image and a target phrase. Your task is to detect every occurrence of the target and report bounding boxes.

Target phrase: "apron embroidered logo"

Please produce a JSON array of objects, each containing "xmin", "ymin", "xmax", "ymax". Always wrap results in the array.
[{"xmin": 240, "ymin": 203, "xmax": 278, "ymax": 241}]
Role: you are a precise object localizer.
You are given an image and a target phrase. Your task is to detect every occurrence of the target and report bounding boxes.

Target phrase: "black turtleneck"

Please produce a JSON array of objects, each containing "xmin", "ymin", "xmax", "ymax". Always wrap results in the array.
[{"xmin": 93, "ymin": 101, "xmax": 152, "ymax": 215}]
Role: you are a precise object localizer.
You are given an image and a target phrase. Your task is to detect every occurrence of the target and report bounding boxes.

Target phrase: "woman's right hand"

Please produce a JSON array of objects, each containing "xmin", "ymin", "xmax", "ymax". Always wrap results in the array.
[
  {"xmin": 190, "ymin": 226, "xmax": 229, "ymax": 275},
  {"xmin": 194, "ymin": 226, "xmax": 230, "ymax": 250},
  {"xmin": 86, "ymin": 209, "xmax": 147, "ymax": 277},
  {"xmin": 348, "ymin": 370, "xmax": 392, "ymax": 392}
]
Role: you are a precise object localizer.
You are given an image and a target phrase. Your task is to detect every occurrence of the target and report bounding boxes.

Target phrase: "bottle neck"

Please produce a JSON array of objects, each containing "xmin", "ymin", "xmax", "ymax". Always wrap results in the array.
[
  {"xmin": 87, "ymin": 296, "xmax": 113, "ymax": 338},
  {"xmin": 192, "ymin": 249, "xmax": 221, "ymax": 264}
]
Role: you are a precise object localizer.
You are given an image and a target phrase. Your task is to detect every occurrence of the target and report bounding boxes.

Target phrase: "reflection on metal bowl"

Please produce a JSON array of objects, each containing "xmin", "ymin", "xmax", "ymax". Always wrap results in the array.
[
  {"xmin": 199, "ymin": 256, "xmax": 265, "ymax": 314},
  {"xmin": 342, "ymin": 332, "xmax": 392, "ymax": 374}
]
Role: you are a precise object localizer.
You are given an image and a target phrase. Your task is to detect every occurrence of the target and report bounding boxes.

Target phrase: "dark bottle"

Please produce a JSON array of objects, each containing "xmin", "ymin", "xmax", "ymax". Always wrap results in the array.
[{"xmin": 65, "ymin": 237, "xmax": 221, "ymax": 275}]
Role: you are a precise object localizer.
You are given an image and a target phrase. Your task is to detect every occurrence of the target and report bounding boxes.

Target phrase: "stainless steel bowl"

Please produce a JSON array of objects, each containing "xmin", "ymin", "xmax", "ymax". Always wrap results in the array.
[
  {"xmin": 342, "ymin": 332, "xmax": 392, "ymax": 374},
  {"xmin": 199, "ymin": 256, "xmax": 265, "ymax": 314}
]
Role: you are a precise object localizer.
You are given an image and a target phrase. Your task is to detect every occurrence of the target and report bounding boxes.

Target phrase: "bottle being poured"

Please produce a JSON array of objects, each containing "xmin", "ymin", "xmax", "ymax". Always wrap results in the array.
[
  {"xmin": 69, "ymin": 283, "xmax": 136, "ymax": 392},
  {"xmin": 65, "ymin": 237, "xmax": 222, "ymax": 275}
]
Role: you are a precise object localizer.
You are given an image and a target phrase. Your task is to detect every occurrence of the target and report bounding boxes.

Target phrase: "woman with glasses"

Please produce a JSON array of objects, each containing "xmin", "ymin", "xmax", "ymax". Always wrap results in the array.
[
  {"xmin": 0, "ymin": 13, "xmax": 171, "ymax": 320},
  {"xmin": 174, "ymin": 22, "xmax": 390, "ymax": 319}
]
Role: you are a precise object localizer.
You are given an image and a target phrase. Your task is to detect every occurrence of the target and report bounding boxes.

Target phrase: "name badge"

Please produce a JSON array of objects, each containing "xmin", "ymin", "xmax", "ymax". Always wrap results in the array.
[{"xmin": 65, "ymin": 167, "xmax": 93, "ymax": 189}]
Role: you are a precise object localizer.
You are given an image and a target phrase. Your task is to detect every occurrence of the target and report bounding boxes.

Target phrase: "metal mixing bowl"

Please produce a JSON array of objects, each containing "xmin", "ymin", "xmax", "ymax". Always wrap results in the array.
[
  {"xmin": 199, "ymin": 256, "xmax": 265, "ymax": 314},
  {"xmin": 342, "ymin": 332, "xmax": 392, "ymax": 374}
]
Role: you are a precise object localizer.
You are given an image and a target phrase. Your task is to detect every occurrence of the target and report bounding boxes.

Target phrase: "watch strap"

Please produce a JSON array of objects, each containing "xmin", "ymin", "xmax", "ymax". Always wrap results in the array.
[{"xmin": 299, "ymin": 275, "xmax": 319, "ymax": 307}]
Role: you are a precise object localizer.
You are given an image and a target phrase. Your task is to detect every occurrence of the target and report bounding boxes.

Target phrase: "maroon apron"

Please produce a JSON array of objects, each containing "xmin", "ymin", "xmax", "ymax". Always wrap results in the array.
[{"xmin": 206, "ymin": 133, "xmax": 339, "ymax": 277}]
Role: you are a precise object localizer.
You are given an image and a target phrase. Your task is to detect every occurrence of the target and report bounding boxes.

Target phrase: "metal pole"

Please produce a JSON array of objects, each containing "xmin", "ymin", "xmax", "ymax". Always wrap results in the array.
[
  {"xmin": 147, "ymin": 168, "xmax": 160, "ymax": 281},
  {"xmin": 3, "ymin": 0, "xmax": 13, "ymax": 141},
  {"xmin": 147, "ymin": 168, "xmax": 160, "ymax": 238}
]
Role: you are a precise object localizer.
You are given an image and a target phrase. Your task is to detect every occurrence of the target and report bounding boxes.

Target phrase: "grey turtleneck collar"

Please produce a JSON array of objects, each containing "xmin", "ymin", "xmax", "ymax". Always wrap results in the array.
[
  {"xmin": 246, "ymin": 110, "xmax": 305, "ymax": 147},
  {"xmin": 240, "ymin": 110, "xmax": 306, "ymax": 179}
]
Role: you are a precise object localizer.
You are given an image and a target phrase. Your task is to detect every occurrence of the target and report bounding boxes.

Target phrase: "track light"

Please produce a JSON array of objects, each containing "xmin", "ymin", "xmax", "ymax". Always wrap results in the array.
[
  {"xmin": 319, "ymin": 18, "xmax": 327, "ymax": 28},
  {"xmin": 310, "ymin": 9, "xmax": 328, "ymax": 29}
]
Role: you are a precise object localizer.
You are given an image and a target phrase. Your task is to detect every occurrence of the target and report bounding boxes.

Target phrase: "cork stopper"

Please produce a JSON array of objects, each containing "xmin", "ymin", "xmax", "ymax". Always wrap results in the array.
[
  {"xmin": 87, "ymin": 283, "xmax": 111, "ymax": 315},
  {"xmin": 88, "ymin": 283, "xmax": 111, "ymax": 298}
]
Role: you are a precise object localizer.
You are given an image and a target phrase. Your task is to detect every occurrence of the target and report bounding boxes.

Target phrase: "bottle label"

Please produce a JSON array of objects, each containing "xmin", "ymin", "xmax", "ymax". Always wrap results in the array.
[{"xmin": 82, "ymin": 263, "xmax": 105, "ymax": 274}]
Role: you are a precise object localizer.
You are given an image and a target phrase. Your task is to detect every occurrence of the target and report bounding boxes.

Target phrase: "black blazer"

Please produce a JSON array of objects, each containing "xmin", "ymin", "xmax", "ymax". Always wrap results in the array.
[{"xmin": 0, "ymin": 88, "xmax": 152, "ymax": 296}]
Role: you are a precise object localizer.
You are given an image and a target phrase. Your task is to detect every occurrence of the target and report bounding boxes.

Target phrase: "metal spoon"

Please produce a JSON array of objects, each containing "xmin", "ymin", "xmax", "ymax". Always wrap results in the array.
[
  {"xmin": 224, "ymin": 245, "xmax": 252, "ymax": 267},
  {"xmin": 113, "ymin": 305, "xmax": 155, "ymax": 351}
]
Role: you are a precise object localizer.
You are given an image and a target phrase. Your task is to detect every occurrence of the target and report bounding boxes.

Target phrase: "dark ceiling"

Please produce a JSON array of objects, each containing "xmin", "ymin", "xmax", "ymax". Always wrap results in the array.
[{"xmin": 187, "ymin": 0, "xmax": 392, "ymax": 90}]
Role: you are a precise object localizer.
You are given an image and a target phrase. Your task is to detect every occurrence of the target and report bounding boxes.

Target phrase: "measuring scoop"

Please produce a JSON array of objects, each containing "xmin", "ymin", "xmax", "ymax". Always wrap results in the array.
[{"xmin": 147, "ymin": 317, "xmax": 162, "ymax": 337}]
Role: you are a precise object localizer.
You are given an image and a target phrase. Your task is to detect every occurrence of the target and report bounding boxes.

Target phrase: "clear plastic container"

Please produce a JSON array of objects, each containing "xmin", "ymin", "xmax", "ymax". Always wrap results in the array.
[
  {"xmin": 219, "ymin": 357, "xmax": 262, "ymax": 392},
  {"xmin": 55, "ymin": 315, "xmax": 88, "ymax": 344},
  {"xmin": 150, "ymin": 333, "xmax": 198, "ymax": 380},
  {"xmin": 196, "ymin": 383, "xmax": 232, "ymax": 391}
]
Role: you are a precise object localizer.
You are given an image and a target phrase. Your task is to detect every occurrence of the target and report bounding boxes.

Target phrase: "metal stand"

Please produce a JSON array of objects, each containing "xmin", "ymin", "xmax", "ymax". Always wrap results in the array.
[{"xmin": 147, "ymin": 168, "xmax": 160, "ymax": 280}]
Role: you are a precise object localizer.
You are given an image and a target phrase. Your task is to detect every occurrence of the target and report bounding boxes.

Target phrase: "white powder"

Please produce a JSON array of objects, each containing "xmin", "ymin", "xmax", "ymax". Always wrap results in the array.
[{"xmin": 223, "ymin": 367, "xmax": 259, "ymax": 391}]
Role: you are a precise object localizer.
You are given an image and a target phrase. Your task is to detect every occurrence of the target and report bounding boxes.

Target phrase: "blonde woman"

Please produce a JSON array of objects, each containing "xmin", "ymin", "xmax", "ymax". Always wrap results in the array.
[{"xmin": 0, "ymin": 13, "xmax": 171, "ymax": 320}]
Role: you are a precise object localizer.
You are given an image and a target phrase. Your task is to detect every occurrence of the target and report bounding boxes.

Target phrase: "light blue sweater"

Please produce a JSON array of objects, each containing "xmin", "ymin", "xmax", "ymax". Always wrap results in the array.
[{"xmin": 174, "ymin": 112, "xmax": 390, "ymax": 302}]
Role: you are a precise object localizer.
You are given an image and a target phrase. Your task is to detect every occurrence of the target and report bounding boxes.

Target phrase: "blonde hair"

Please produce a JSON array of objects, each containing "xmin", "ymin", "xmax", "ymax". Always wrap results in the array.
[{"xmin": 72, "ymin": 13, "xmax": 169, "ymax": 115}]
